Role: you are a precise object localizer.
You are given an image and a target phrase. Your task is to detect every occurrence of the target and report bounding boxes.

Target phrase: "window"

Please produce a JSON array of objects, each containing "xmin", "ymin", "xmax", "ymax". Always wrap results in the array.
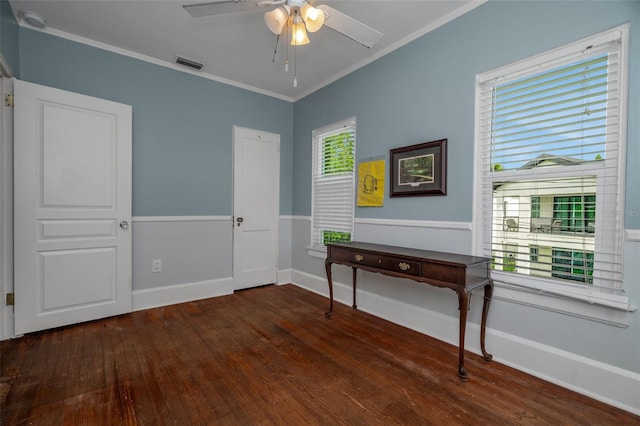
[
  {"xmin": 552, "ymin": 249, "xmax": 594, "ymax": 284},
  {"xmin": 553, "ymin": 194, "xmax": 595, "ymax": 233},
  {"xmin": 474, "ymin": 26, "xmax": 629, "ymax": 311},
  {"xmin": 530, "ymin": 196, "xmax": 541, "ymax": 219},
  {"xmin": 309, "ymin": 118, "xmax": 356, "ymax": 253},
  {"xmin": 529, "ymin": 245, "xmax": 539, "ymax": 262}
]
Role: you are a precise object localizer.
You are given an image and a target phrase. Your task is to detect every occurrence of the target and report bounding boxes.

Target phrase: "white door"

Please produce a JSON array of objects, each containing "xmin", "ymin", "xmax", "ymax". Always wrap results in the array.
[
  {"xmin": 14, "ymin": 80, "xmax": 132, "ymax": 335},
  {"xmin": 232, "ymin": 126, "xmax": 279, "ymax": 290}
]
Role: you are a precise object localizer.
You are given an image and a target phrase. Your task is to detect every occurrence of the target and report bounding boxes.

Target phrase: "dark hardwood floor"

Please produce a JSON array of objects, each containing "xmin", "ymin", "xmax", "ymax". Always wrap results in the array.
[{"xmin": 1, "ymin": 284, "xmax": 638, "ymax": 425}]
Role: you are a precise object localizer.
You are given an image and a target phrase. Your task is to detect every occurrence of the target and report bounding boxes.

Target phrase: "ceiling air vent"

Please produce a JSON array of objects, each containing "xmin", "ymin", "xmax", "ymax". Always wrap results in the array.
[{"xmin": 175, "ymin": 56, "xmax": 204, "ymax": 71}]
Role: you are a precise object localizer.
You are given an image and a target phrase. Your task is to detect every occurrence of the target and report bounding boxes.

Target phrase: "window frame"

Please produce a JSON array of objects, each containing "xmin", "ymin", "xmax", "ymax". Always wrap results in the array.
[
  {"xmin": 307, "ymin": 117, "xmax": 356, "ymax": 258},
  {"xmin": 472, "ymin": 25, "xmax": 631, "ymax": 323}
]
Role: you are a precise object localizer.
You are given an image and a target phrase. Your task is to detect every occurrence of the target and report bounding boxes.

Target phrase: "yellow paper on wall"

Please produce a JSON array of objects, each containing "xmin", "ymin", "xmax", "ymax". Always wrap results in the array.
[{"xmin": 357, "ymin": 159, "xmax": 385, "ymax": 207}]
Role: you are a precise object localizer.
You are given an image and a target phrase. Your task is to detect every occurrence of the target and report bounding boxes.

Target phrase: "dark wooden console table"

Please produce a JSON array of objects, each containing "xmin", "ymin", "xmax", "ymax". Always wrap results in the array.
[{"xmin": 325, "ymin": 241, "xmax": 494, "ymax": 381}]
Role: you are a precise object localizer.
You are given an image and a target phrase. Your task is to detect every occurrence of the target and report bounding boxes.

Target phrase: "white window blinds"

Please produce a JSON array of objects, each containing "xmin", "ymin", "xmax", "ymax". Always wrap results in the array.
[
  {"xmin": 475, "ymin": 26, "xmax": 628, "ymax": 308},
  {"xmin": 310, "ymin": 118, "xmax": 356, "ymax": 251}
]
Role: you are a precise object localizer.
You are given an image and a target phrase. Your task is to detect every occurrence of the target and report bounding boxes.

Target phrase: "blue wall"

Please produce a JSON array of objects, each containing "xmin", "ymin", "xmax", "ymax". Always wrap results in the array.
[
  {"xmin": 292, "ymin": 0, "xmax": 640, "ymax": 230},
  {"xmin": 0, "ymin": 0, "xmax": 19, "ymax": 75},
  {"xmin": 18, "ymin": 28, "xmax": 294, "ymax": 217}
]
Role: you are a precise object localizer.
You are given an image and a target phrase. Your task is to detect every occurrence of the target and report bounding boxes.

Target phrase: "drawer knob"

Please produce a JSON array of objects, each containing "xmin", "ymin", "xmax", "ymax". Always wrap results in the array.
[
  {"xmin": 354, "ymin": 254, "xmax": 364, "ymax": 262},
  {"xmin": 398, "ymin": 262, "xmax": 411, "ymax": 271}
]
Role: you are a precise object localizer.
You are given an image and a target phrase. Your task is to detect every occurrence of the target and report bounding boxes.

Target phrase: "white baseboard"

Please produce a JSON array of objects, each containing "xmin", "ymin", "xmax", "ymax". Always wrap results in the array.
[
  {"xmin": 290, "ymin": 269, "xmax": 640, "ymax": 416},
  {"xmin": 131, "ymin": 268, "xmax": 294, "ymax": 312},
  {"xmin": 132, "ymin": 277, "xmax": 234, "ymax": 312},
  {"xmin": 277, "ymin": 268, "xmax": 292, "ymax": 285}
]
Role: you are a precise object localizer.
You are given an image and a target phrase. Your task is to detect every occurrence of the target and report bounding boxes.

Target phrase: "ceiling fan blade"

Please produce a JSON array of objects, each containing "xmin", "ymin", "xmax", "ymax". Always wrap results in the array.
[
  {"xmin": 316, "ymin": 5, "xmax": 383, "ymax": 48},
  {"xmin": 183, "ymin": 0, "xmax": 259, "ymax": 18}
]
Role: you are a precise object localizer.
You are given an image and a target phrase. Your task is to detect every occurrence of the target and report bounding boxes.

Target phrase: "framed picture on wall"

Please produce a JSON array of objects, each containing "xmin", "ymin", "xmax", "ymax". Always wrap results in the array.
[{"xmin": 390, "ymin": 138, "xmax": 447, "ymax": 197}]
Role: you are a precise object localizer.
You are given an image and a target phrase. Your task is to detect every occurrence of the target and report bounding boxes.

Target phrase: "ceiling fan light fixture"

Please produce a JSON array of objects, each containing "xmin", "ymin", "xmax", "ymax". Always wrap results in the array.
[
  {"xmin": 264, "ymin": 5, "xmax": 289, "ymax": 35},
  {"xmin": 290, "ymin": 14, "xmax": 309, "ymax": 45},
  {"xmin": 300, "ymin": 3, "xmax": 324, "ymax": 33}
]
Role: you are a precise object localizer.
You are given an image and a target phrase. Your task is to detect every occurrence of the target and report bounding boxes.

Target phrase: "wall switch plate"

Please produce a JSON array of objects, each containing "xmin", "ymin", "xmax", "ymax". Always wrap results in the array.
[{"xmin": 152, "ymin": 259, "xmax": 162, "ymax": 273}]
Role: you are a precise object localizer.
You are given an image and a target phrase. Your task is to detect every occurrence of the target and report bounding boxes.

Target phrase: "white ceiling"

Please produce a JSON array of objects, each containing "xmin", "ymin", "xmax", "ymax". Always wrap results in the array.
[{"xmin": 9, "ymin": 0, "xmax": 483, "ymax": 101}]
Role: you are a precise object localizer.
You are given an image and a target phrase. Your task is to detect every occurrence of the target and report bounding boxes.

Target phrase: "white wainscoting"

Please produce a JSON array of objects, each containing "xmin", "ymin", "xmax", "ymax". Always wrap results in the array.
[
  {"xmin": 131, "ymin": 215, "xmax": 295, "ymax": 311},
  {"xmin": 132, "ymin": 217, "xmax": 233, "ymax": 291}
]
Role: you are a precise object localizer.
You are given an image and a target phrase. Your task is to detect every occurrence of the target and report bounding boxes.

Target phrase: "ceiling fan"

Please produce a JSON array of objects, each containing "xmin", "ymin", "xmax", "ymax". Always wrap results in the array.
[
  {"xmin": 183, "ymin": 0, "xmax": 383, "ymax": 48},
  {"xmin": 183, "ymin": 0, "xmax": 383, "ymax": 87}
]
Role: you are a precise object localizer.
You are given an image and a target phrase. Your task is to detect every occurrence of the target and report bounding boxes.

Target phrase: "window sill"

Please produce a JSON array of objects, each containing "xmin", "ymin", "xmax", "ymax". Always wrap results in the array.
[
  {"xmin": 491, "ymin": 272, "xmax": 634, "ymax": 327},
  {"xmin": 307, "ymin": 246, "xmax": 327, "ymax": 259}
]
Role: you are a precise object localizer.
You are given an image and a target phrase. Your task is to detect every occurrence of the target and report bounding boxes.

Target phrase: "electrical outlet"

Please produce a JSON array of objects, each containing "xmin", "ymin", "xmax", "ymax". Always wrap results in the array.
[{"xmin": 152, "ymin": 259, "xmax": 162, "ymax": 273}]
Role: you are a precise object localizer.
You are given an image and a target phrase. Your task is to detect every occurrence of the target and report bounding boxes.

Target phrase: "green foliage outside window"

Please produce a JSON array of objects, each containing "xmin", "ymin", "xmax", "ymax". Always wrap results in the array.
[
  {"xmin": 322, "ymin": 230, "xmax": 351, "ymax": 245},
  {"xmin": 503, "ymin": 257, "xmax": 517, "ymax": 272},
  {"xmin": 322, "ymin": 132, "xmax": 355, "ymax": 175}
]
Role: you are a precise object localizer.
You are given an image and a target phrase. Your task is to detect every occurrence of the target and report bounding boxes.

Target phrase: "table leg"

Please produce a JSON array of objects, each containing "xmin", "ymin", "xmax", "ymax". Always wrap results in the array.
[
  {"xmin": 457, "ymin": 288, "xmax": 469, "ymax": 381},
  {"xmin": 324, "ymin": 259, "xmax": 334, "ymax": 318},
  {"xmin": 352, "ymin": 267, "xmax": 358, "ymax": 309},
  {"xmin": 480, "ymin": 280, "xmax": 494, "ymax": 361}
]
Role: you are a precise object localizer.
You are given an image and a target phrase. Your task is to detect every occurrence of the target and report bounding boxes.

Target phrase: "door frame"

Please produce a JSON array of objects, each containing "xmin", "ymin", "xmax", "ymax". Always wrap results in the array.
[
  {"xmin": 232, "ymin": 126, "xmax": 280, "ymax": 290},
  {"xmin": 0, "ymin": 57, "xmax": 14, "ymax": 340}
]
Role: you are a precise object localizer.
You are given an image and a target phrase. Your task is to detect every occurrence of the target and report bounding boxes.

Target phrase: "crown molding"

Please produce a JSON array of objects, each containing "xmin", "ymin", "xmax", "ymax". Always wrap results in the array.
[{"xmin": 18, "ymin": 24, "xmax": 294, "ymax": 103}]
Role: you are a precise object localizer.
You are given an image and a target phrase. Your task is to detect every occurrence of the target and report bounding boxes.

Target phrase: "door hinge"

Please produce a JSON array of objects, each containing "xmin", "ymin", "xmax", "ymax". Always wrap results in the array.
[
  {"xmin": 6, "ymin": 293, "xmax": 14, "ymax": 306},
  {"xmin": 4, "ymin": 94, "xmax": 14, "ymax": 107}
]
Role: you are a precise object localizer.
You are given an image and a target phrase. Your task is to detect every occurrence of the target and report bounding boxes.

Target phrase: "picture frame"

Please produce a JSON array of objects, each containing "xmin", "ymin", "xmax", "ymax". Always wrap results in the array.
[{"xmin": 390, "ymin": 139, "xmax": 447, "ymax": 197}]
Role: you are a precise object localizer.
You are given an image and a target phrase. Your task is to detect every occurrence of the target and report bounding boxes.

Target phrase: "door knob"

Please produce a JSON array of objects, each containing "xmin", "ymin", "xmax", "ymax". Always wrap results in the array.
[
  {"xmin": 120, "ymin": 220, "xmax": 129, "ymax": 230},
  {"xmin": 236, "ymin": 217, "xmax": 244, "ymax": 226}
]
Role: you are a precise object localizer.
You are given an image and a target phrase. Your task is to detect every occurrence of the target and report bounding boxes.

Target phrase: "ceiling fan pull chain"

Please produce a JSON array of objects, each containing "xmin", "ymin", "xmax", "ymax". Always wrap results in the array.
[
  {"xmin": 285, "ymin": 24, "xmax": 290, "ymax": 72},
  {"xmin": 294, "ymin": 37, "xmax": 298, "ymax": 87},
  {"xmin": 272, "ymin": 33, "xmax": 280, "ymax": 63}
]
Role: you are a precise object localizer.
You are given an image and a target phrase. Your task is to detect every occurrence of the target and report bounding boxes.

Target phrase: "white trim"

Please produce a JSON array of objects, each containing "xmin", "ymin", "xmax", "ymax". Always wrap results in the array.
[
  {"xmin": 132, "ymin": 215, "xmax": 231, "ymax": 222},
  {"xmin": 295, "ymin": 215, "xmax": 473, "ymax": 232},
  {"xmin": 306, "ymin": 246, "xmax": 327, "ymax": 259},
  {"xmin": 289, "ymin": 269, "xmax": 640, "ymax": 415},
  {"xmin": 295, "ymin": 0, "xmax": 489, "ymax": 101},
  {"xmin": 626, "ymin": 229, "xmax": 640, "ymax": 242},
  {"xmin": 0, "ymin": 72, "xmax": 14, "ymax": 341},
  {"xmin": 356, "ymin": 217, "xmax": 472, "ymax": 231},
  {"xmin": 277, "ymin": 268, "xmax": 292, "ymax": 285},
  {"xmin": 132, "ymin": 215, "xmax": 307, "ymax": 223},
  {"xmin": 479, "ymin": 24, "xmax": 627, "ymax": 83},
  {"xmin": 312, "ymin": 116, "xmax": 356, "ymax": 138},
  {"xmin": 21, "ymin": 25, "xmax": 293, "ymax": 103},
  {"xmin": 493, "ymin": 283, "xmax": 631, "ymax": 327},
  {"xmin": 132, "ymin": 277, "xmax": 234, "ymax": 312}
]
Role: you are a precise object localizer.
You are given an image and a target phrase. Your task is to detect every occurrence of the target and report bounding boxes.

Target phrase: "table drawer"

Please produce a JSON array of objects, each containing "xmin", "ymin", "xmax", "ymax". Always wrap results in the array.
[{"xmin": 350, "ymin": 252, "xmax": 421, "ymax": 276}]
